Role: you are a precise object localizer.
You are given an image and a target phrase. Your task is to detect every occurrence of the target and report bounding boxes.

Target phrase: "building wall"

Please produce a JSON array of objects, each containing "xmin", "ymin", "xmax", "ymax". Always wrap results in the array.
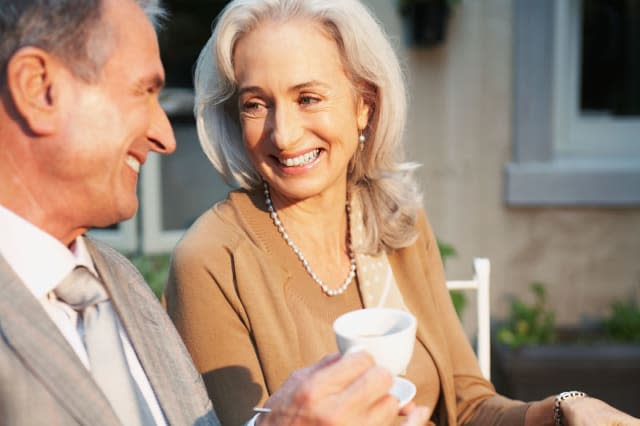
[{"xmin": 366, "ymin": 0, "xmax": 640, "ymax": 324}]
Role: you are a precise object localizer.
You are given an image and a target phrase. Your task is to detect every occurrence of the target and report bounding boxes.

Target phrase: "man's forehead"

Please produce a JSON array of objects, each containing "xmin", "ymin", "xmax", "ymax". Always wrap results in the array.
[{"xmin": 98, "ymin": 0, "xmax": 163, "ymax": 78}]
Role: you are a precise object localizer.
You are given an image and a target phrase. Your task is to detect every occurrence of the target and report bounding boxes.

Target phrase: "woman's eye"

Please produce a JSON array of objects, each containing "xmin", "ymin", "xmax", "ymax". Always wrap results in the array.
[
  {"xmin": 299, "ymin": 95, "xmax": 320, "ymax": 106},
  {"xmin": 242, "ymin": 101, "xmax": 267, "ymax": 115}
]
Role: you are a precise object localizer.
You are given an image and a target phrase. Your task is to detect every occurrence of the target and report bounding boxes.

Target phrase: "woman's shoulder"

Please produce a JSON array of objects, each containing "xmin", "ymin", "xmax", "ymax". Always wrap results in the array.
[
  {"xmin": 174, "ymin": 189, "xmax": 261, "ymax": 258},
  {"xmin": 389, "ymin": 207, "xmax": 436, "ymax": 257}
]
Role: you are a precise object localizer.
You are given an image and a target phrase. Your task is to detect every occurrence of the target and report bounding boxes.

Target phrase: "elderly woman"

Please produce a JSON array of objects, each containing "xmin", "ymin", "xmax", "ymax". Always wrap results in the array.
[{"xmin": 165, "ymin": 0, "xmax": 639, "ymax": 425}]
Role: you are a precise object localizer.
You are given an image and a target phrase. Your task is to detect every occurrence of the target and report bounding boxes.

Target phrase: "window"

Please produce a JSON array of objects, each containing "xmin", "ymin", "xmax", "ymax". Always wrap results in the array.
[
  {"xmin": 88, "ymin": 219, "xmax": 138, "ymax": 253},
  {"xmin": 505, "ymin": 0, "xmax": 640, "ymax": 206},
  {"xmin": 140, "ymin": 1, "xmax": 231, "ymax": 253}
]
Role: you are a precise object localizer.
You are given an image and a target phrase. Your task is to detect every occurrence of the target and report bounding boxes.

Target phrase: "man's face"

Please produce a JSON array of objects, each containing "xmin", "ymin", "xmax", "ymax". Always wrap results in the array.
[{"xmin": 45, "ymin": 0, "xmax": 175, "ymax": 230}]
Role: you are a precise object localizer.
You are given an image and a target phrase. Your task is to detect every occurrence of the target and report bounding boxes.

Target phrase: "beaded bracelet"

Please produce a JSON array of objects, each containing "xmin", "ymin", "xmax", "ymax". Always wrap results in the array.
[{"xmin": 554, "ymin": 390, "xmax": 587, "ymax": 425}]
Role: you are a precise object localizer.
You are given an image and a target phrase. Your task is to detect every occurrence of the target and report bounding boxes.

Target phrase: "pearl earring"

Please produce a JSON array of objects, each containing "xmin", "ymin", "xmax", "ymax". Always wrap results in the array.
[{"xmin": 358, "ymin": 133, "xmax": 365, "ymax": 152}]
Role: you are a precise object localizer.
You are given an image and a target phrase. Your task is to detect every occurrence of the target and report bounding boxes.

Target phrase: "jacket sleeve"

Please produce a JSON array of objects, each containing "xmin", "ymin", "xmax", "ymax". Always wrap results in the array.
[{"xmin": 413, "ymin": 211, "xmax": 530, "ymax": 425}]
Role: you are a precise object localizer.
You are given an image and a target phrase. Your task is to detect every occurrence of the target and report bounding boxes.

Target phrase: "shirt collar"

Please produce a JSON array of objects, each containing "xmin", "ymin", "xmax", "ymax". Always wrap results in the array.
[{"xmin": 0, "ymin": 204, "xmax": 95, "ymax": 299}]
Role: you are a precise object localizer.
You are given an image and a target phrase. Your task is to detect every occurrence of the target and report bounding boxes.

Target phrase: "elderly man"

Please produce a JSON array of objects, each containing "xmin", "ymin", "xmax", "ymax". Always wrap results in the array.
[
  {"xmin": 0, "ymin": 0, "xmax": 217, "ymax": 424},
  {"xmin": 0, "ymin": 0, "xmax": 429, "ymax": 425}
]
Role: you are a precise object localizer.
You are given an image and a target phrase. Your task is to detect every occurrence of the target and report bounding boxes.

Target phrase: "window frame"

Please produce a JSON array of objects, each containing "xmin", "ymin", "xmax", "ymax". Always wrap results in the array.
[
  {"xmin": 88, "ymin": 216, "xmax": 138, "ymax": 253},
  {"xmin": 505, "ymin": 0, "xmax": 640, "ymax": 206}
]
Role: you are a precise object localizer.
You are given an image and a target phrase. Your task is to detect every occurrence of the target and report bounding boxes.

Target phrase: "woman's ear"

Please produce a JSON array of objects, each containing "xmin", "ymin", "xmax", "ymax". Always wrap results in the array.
[
  {"xmin": 5, "ymin": 47, "xmax": 62, "ymax": 135},
  {"xmin": 356, "ymin": 95, "xmax": 371, "ymax": 131}
]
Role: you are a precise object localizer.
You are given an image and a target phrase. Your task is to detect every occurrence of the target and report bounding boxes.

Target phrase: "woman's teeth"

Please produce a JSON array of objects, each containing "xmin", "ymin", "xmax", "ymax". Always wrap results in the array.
[{"xmin": 280, "ymin": 149, "xmax": 320, "ymax": 167}]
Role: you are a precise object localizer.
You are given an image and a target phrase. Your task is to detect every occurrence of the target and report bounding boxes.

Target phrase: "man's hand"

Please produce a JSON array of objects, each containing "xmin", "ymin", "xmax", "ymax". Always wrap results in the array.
[{"xmin": 257, "ymin": 352, "xmax": 430, "ymax": 426}]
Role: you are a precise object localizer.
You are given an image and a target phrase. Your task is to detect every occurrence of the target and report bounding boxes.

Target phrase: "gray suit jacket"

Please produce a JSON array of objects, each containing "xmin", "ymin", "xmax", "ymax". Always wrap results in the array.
[{"xmin": 0, "ymin": 237, "xmax": 220, "ymax": 426}]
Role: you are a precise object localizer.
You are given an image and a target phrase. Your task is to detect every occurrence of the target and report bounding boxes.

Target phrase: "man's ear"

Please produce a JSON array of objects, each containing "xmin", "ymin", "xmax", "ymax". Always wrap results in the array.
[{"xmin": 5, "ymin": 47, "xmax": 63, "ymax": 135}]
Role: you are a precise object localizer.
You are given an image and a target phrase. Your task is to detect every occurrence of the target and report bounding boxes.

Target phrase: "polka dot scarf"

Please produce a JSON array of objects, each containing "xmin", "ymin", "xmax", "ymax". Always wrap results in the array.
[{"xmin": 350, "ymin": 193, "xmax": 409, "ymax": 312}]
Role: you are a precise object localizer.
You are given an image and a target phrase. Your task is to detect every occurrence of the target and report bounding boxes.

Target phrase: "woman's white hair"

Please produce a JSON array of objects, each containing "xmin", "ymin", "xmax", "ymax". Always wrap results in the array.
[{"xmin": 194, "ymin": 0, "xmax": 421, "ymax": 254}]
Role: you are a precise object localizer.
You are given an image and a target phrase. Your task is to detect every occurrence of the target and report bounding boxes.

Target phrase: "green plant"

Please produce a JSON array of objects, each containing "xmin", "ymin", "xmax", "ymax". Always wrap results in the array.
[
  {"xmin": 437, "ymin": 240, "xmax": 467, "ymax": 318},
  {"xmin": 497, "ymin": 282, "xmax": 556, "ymax": 349},
  {"xmin": 603, "ymin": 300, "xmax": 640, "ymax": 343},
  {"xmin": 128, "ymin": 254, "xmax": 171, "ymax": 299}
]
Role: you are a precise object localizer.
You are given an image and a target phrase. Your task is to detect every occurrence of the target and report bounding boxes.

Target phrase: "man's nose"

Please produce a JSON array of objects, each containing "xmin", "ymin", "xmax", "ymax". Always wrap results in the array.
[{"xmin": 148, "ymin": 100, "xmax": 177, "ymax": 154}]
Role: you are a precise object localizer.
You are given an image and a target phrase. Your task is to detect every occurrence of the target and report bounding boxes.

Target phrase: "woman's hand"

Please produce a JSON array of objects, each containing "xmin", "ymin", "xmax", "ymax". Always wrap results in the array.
[
  {"xmin": 257, "ymin": 351, "xmax": 431, "ymax": 426},
  {"xmin": 562, "ymin": 397, "xmax": 640, "ymax": 426}
]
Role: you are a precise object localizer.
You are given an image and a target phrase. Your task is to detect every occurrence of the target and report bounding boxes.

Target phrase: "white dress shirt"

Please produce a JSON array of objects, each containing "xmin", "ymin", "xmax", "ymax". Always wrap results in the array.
[{"xmin": 0, "ymin": 205, "xmax": 167, "ymax": 426}]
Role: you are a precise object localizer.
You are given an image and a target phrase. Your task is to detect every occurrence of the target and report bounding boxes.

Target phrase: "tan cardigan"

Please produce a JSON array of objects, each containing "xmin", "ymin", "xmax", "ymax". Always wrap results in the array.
[{"xmin": 165, "ymin": 190, "xmax": 530, "ymax": 425}]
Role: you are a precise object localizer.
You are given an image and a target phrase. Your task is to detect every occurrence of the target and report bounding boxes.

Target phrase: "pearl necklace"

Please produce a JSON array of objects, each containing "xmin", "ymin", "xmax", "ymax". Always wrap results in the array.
[{"xmin": 263, "ymin": 182, "xmax": 357, "ymax": 296}]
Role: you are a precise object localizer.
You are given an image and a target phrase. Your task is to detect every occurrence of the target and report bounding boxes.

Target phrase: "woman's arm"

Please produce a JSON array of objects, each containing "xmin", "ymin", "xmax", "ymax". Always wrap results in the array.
[
  {"xmin": 412, "ymin": 210, "xmax": 529, "ymax": 424},
  {"xmin": 525, "ymin": 395, "xmax": 640, "ymax": 426},
  {"xmin": 414, "ymin": 211, "xmax": 639, "ymax": 426}
]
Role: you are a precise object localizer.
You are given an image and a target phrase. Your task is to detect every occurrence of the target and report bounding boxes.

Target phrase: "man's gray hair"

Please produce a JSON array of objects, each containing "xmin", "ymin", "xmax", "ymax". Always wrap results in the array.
[{"xmin": 0, "ymin": 0, "xmax": 165, "ymax": 84}]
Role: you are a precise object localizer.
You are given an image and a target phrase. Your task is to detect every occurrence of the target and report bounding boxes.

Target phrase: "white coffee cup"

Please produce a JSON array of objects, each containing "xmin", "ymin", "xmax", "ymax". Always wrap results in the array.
[{"xmin": 333, "ymin": 308, "xmax": 417, "ymax": 376}]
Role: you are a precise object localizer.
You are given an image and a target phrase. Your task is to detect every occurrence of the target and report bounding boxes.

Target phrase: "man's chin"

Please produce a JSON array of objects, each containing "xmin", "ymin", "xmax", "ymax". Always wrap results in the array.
[
  {"xmin": 89, "ymin": 201, "xmax": 138, "ymax": 231},
  {"xmin": 117, "ymin": 201, "xmax": 139, "ymax": 224}
]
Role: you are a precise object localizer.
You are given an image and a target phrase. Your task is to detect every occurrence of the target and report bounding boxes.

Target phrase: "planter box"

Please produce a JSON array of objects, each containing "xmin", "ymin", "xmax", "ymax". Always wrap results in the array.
[{"xmin": 492, "ymin": 341, "xmax": 640, "ymax": 416}]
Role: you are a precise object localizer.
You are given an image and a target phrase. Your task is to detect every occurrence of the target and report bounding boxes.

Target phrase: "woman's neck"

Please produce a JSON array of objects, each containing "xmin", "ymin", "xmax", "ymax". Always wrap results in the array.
[{"xmin": 267, "ymin": 182, "xmax": 352, "ymax": 287}]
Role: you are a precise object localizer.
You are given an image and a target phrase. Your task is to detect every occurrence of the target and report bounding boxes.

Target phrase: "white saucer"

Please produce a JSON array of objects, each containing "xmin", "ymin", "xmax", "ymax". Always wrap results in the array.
[{"xmin": 390, "ymin": 377, "xmax": 416, "ymax": 408}]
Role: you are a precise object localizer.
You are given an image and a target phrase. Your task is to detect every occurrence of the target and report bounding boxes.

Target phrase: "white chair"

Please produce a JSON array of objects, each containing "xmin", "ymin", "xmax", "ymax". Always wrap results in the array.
[{"xmin": 446, "ymin": 258, "xmax": 491, "ymax": 379}]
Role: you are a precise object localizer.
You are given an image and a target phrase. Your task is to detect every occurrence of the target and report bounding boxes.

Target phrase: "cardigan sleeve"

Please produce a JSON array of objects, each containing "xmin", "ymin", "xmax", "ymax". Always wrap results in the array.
[
  {"xmin": 164, "ymin": 217, "xmax": 269, "ymax": 426},
  {"xmin": 413, "ymin": 210, "xmax": 530, "ymax": 425}
]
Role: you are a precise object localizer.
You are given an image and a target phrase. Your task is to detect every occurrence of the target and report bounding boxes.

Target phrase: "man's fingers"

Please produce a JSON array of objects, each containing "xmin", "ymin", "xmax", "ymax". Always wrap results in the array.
[
  {"xmin": 306, "ymin": 351, "xmax": 376, "ymax": 395},
  {"xmin": 399, "ymin": 401, "xmax": 416, "ymax": 416},
  {"xmin": 302, "ymin": 353, "xmax": 341, "ymax": 376},
  {"xmin": 402, "ymin": 406, "xmax": 431, "ymax": 426},
  {"xmin": 337, "ymin": 364, "xmax": 395, "ymax": 412}
]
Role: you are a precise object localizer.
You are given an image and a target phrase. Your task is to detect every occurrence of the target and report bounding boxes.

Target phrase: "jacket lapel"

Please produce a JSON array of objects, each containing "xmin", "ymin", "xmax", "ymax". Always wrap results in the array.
[
  {"xmin": 0, "ymin": 254, "xmax": 121, "ymax": 426},
  {"xmin": 86, "ymin": 239, "xmax": 214, "ymax": 425}
]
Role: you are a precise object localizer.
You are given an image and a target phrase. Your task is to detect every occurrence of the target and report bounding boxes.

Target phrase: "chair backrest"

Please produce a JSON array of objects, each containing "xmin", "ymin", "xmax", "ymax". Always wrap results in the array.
[{"xmin": 446, "ymin": 258, "xmax": 491, "ymax": 379}]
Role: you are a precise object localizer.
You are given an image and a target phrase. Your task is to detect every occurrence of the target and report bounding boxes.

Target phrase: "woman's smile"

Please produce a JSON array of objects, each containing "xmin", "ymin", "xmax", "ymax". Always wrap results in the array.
[
  {"xmin": 270, "ymin": 148, "xmax": 324, "ymax": 177},
  {"xmin": 277, "ymin": 148, "xmax": 321, "ymax": 167}
]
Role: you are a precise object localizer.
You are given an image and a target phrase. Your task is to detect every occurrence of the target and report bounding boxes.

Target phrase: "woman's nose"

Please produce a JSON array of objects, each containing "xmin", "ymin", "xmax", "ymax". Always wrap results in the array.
[{"xmin": 269, "ymin": 103, "xmax": 303, "ymax": 150}]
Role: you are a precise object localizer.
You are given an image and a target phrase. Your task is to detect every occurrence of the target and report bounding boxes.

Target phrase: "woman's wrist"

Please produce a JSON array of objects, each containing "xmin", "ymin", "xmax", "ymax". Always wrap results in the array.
[
  {"xmin": 554, "ymin": 391, "xmax": 587, "ymax": 426},
  {"xmin": 524, "ymin": 396, "xmax": 556, "ymax": 426}
]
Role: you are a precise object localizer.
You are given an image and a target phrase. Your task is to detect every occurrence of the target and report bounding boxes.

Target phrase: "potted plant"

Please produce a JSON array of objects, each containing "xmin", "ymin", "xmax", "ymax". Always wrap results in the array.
[
  {"xmin": 396, "ymin": 0, "xmax": 460, "ymax": 47},
  {"xmin": 492, "ymin": 283, "xmax": 640, "ymax": 416}
]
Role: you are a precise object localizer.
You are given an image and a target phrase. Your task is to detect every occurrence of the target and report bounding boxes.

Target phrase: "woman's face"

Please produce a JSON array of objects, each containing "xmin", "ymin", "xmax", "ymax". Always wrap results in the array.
[{"xmin": 233, "ymin": 19, "xmax": 370, "ymax": 203}]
